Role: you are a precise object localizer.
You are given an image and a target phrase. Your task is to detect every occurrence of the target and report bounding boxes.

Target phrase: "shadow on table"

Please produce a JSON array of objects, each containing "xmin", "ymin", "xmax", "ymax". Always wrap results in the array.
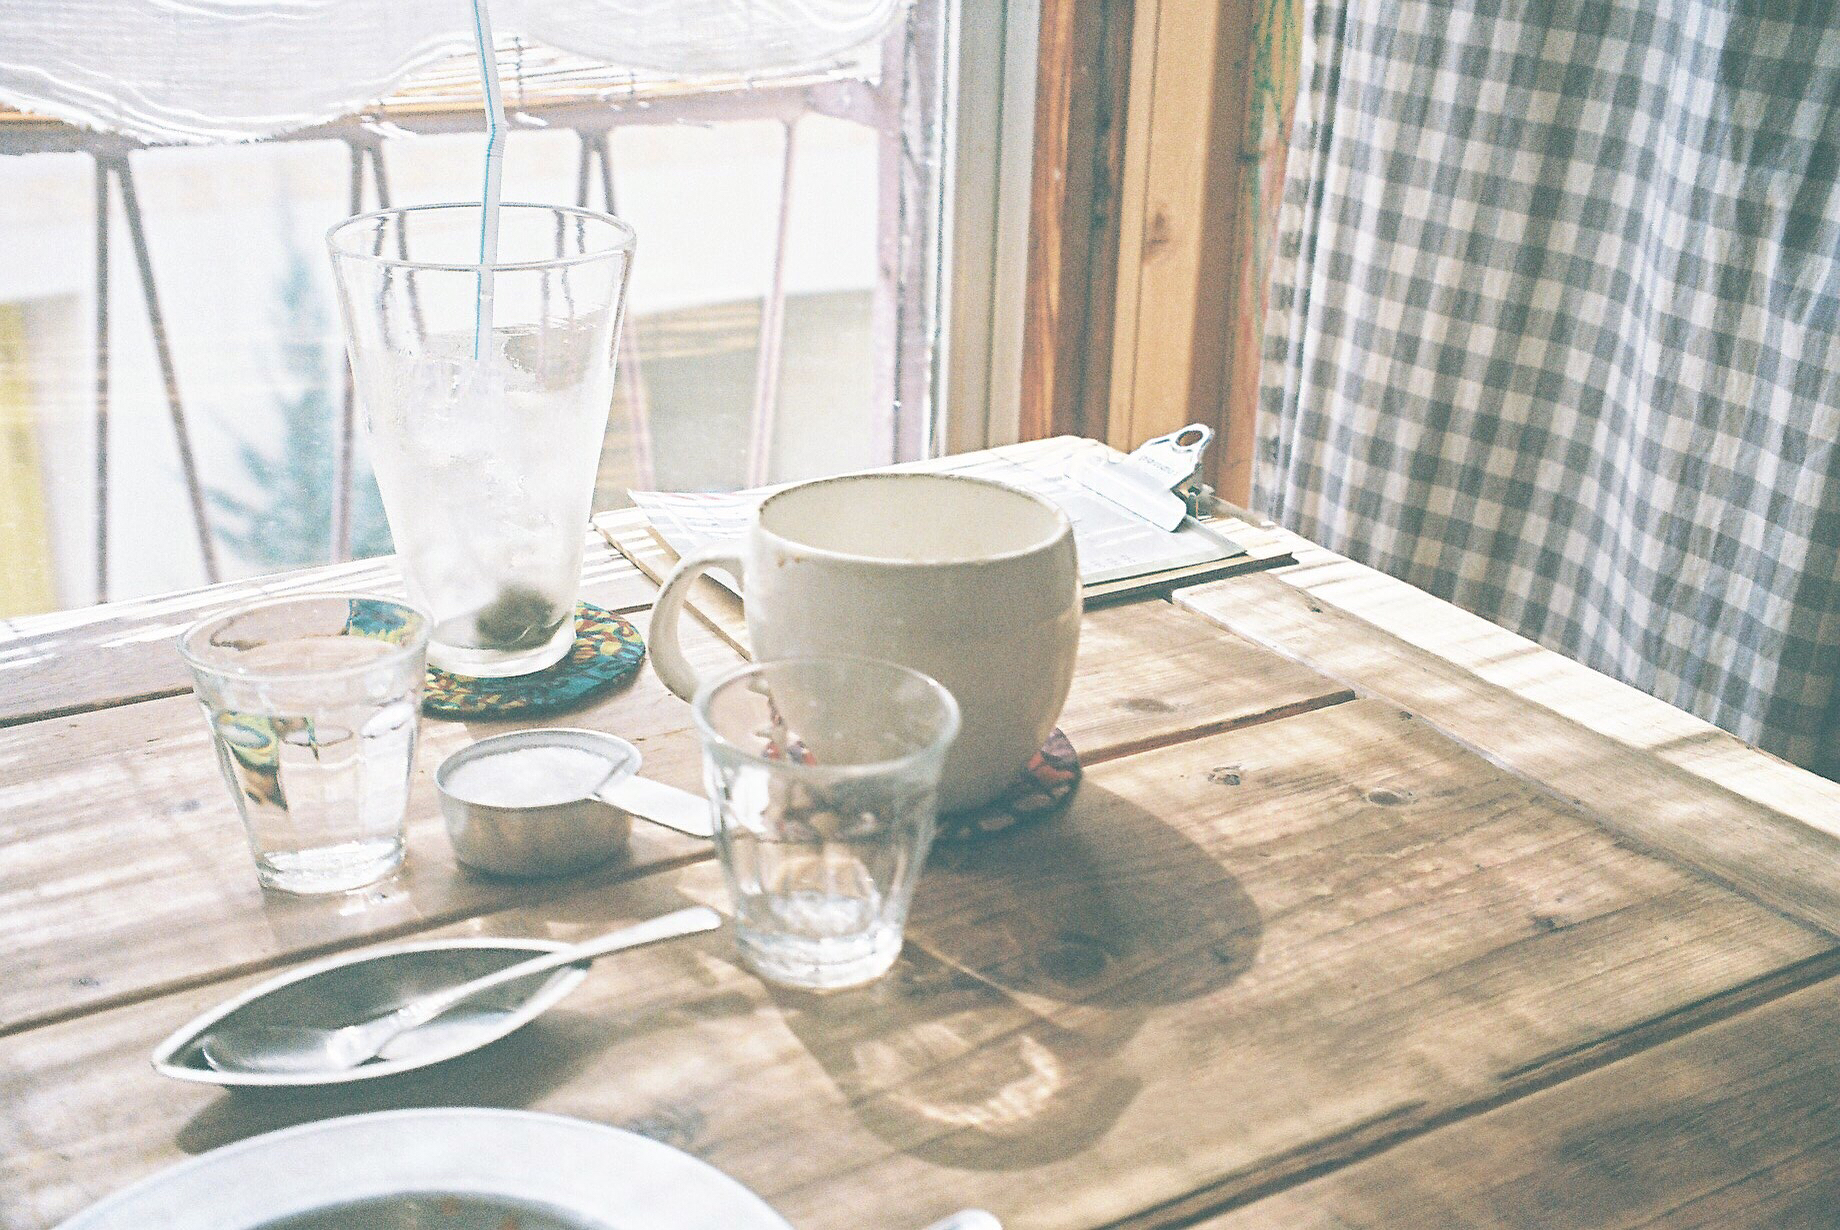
[{"xmin": 776, "ymin": 783, "xmax": 1262, "ymax": 1172}]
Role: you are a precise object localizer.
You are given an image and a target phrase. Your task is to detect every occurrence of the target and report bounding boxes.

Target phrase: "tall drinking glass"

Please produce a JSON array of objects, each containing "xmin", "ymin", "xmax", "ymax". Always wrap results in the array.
[
  {"xmin": 180, "ymin": 595, "xmax": 431, "ymax": 894},
  {"xmin": 328, "ymin": 203, "xmax": 634, "ymax": 677},
  {"xmin": 694, "ymin": 657, "xmax": 961, "ymax": 990}
]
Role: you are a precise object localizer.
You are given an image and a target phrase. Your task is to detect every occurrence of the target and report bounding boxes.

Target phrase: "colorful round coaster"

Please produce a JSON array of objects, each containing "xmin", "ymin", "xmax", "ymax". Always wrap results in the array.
[
  {"xmin": 935, "ymin": 728, "xmax": 1081, "ymax": 843},
  {"xmin": 422, "ymin": 602, "xmax": 646, "ymax": 720}
]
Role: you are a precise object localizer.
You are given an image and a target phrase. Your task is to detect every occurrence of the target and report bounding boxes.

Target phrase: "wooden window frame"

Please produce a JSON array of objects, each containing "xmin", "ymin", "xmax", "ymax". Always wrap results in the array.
[{"xmin": 1017, "ymin": 0, "xmax": 1299, "ymax": 504}]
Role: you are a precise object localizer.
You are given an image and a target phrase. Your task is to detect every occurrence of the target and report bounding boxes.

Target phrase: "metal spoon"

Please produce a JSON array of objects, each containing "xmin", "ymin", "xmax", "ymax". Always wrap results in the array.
[{"xmin": 201, "ymin": 907, "xmax": 722, "ymax": 1075}]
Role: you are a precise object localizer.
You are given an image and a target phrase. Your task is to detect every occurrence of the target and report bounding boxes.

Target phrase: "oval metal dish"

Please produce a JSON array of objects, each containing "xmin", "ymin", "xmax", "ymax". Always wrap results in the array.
[{"xmin": 152, "ymin": 937, "xmax": 588, "ymax": 1088}]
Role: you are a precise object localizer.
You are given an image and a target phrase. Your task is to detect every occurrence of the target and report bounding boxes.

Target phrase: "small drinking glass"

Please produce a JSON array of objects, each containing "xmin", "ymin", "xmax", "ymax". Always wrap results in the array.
[
  {"xmin": 693, "ymin": 657, "xmax": 961, "ymax": 990},
  {"xmin": 180, "ymin": 595, "xmax": 431, "ymax": 894}
]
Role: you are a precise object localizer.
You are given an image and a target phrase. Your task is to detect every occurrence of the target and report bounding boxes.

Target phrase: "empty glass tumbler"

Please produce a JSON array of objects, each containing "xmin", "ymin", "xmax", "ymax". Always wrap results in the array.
[
  {"xmin": 328, "ymin": 203, "xmax": 634, "ymax": 677},
  {"xmin": 181, "ymin": 595, "xmax": 431, "ymax": 894},
  {"xmin": 693, "ymin": 657, "xmax": 961, "ymax": 989}
]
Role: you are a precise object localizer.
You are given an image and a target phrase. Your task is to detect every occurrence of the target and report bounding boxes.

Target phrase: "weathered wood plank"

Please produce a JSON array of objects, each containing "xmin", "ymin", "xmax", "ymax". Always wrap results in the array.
[
  {"xmin": 1177, "ymin": 569, "xmax": 1840, "ymax": 938},
  {"xmin": 1060, "ymin": 596, "xmax": 1349, "ymax": 760},
  {"xmin": 4, "ymin": 700, "xmax": 1825, "ymax": 1230},
  {"xmin": 0, "ymin": 536, "xmax": 658, "ymax": 727},
  {"xmin": 1191, "ymin": 522, "xmax": 1840, "ymax": 851},
  {"xmin": 1193, "ymin": 974, "xmax": 1840, "ymax": 1229},
  {"xmin": 0, "ymin": 609, "xmax": 738, "ymax": 1037},
  {"xmin": 0, "ymin": 595, "xmax": 1338, "ymax": 1038}
]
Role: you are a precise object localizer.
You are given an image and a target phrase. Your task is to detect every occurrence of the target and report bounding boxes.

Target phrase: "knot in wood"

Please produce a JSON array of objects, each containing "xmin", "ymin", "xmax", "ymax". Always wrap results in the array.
[{"xmin": 1143, "ymin": 208, "xmax": 1175, "ymax": 258}]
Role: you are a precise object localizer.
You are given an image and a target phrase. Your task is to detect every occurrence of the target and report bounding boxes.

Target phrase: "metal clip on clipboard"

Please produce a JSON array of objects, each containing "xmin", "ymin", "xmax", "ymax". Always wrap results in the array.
[{"xmin": 1071, "ymin": 425, "xmax": 1217, "ymax": 532}]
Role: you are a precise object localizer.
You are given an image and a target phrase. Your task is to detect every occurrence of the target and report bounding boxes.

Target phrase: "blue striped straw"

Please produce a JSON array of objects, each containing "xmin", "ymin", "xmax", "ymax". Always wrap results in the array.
[{"xmin": 469, "ymin": 0, "xmax": 507, "ymax": 360}]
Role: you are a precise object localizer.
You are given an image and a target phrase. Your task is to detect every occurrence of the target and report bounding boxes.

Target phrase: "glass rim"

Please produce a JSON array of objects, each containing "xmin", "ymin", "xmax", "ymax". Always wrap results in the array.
[
  {"xmin": 325, "ymin": 201, "xmax": 637, "ymax": 273},
  {"xmin": 691, "ymin": 655, "xmax": 962, "ymax": 780},
  {"xmin": 179, "ymin": 593, "xmax": 432, "ymax": 684}
]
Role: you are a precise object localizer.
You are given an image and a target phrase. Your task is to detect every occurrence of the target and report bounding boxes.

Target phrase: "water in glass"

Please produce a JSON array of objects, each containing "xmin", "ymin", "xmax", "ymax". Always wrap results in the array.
[
  {"xmin": 183, "ymin": 596, "xmax": 429, "ymax": 894},
  {"xmin": 204, "ymin": 640, "xmax": 417, "ymax": 893}
]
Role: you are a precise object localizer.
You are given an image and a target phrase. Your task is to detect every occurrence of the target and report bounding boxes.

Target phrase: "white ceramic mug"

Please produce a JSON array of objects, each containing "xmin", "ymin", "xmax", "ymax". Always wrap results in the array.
[{"xmin": 649, "ymin": 471, "xmax": 1081, "ymax": 813}]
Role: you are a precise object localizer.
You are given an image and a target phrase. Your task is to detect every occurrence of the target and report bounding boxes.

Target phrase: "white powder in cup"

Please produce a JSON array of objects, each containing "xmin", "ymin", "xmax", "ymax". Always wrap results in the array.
[{"xmin": 444, "ymin": 744, "xmax": 622, "ymax": 809}]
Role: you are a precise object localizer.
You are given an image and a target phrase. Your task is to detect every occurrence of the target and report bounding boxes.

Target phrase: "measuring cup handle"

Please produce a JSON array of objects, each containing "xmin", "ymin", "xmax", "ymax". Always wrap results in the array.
[{"xmin": 650, "ymin": 544, "xmax": 744, "ymax": 701}]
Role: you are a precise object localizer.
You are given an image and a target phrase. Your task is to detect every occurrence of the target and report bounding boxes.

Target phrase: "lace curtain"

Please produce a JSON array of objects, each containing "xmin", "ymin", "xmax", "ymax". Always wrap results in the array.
[{"xmin": 0, "ymin": 0, "xmax": 904, "ymax": 144}]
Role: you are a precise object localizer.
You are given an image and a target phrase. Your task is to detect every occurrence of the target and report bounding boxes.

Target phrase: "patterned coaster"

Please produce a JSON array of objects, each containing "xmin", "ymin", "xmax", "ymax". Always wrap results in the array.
[
  {"xmin": 935, "ymin": 729, "xmax": 1081, "ymax": 843},
  {"xmin": 422, "ymin": 602, "xmax": 647, "ymax": 719}
]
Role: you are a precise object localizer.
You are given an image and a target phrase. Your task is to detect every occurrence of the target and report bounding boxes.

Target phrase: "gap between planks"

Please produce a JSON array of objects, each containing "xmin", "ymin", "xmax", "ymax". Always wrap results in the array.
[
  {"xmin": 1080, "ymin": 687, "xmax": 1356, "ymax": 766},
  {"xmin": 0, "ymin": 687, "xmax": 195, "ymax": 730},
  {"xmin": 1095, "ymin": 946, "xmax": 1840, "ymax": 1230},
  {"xmin": 1236, "ymin": 666, "xmax": 1840, "ymax": 952},
  {"xmin": 1177, "ymin": 574, "xmax": 1840, "ymax": 945},
  {"xmin": 0, "ymin": 539, "xmax": 658, "ymax": 730},
  {"xmin": 0, "ymin": 591, "xmax": 664, "ymax": 731},
  {"xmin": 0, "ymin": 848, "xmax": 715, "ymax": 1043}
]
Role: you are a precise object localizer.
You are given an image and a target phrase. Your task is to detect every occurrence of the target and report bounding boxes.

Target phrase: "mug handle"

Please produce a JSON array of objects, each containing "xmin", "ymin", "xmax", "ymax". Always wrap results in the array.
[{"xmin": 649, "ymin": 544, "xmax": 745, "ymax": 701}]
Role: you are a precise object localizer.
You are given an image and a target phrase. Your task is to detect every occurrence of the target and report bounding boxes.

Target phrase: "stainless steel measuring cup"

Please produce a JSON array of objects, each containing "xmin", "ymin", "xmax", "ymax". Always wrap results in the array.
[{"xmin": 436, "ymin": 728, "xmax": 711, "ymax": 878}]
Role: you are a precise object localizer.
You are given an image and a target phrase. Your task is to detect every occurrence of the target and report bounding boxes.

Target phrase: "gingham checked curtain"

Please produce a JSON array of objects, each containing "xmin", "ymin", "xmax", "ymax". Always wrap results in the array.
[{"xmin": 1258, "ymin": 1, "xmax": 1840, "ymax": 773}]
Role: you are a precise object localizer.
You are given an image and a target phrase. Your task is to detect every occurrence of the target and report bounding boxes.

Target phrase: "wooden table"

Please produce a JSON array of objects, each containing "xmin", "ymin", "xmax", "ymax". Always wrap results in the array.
[{"xmin": 8, "ymin": 446, "xmax": 1840, "ymax": 1228}]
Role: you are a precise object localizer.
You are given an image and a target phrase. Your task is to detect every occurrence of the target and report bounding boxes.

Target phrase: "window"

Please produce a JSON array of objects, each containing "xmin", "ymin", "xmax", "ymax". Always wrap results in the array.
[{"xmin": 0, "ymin": 2, "xmax": 1035, "ymax": 613}]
